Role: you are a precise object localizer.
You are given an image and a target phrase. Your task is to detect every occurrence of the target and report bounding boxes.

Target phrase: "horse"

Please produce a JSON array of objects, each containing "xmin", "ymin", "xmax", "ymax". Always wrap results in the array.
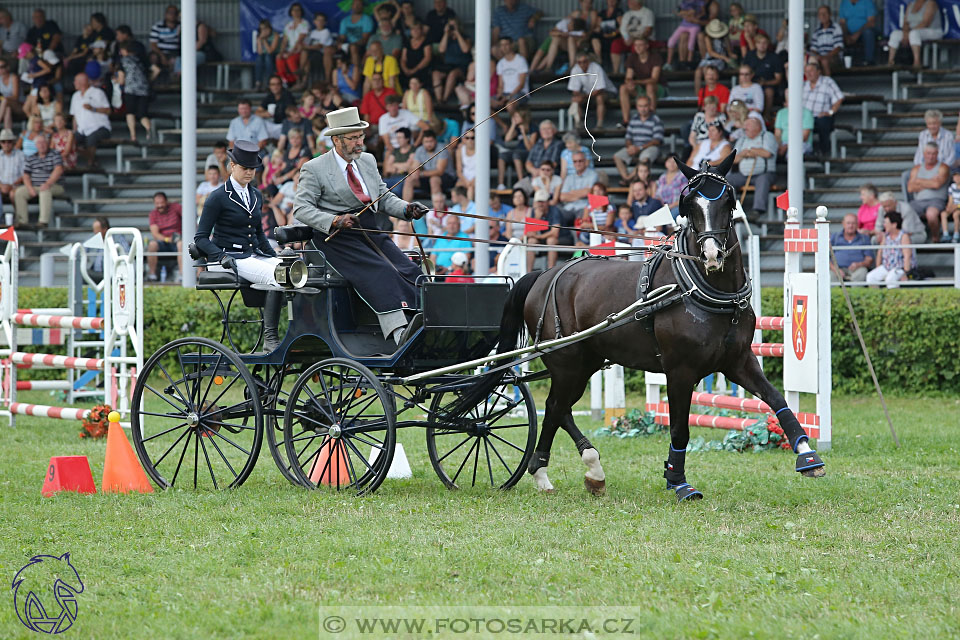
[{"xmin": 487, "ymin": 152, "xmax": 825, "ymax": 501}]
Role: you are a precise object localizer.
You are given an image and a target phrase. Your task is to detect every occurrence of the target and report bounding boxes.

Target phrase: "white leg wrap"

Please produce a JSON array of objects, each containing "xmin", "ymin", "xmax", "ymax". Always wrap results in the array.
[
  {"xmin": 797, "ymin": 440, "xmax": 813, "ymax": 455},
  {"xmin": 582, "ymin": 448, "xmax": 605, "ymax": 481},
  {"xmin": 532, "ymin": 467, "xmax": 554, "ymax": 492}
]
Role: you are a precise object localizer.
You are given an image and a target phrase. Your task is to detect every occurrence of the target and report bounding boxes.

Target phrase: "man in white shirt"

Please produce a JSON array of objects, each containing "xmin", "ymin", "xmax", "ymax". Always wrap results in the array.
[
  {"xmin": 68, "ymin": 72, "xmax": 111, "ymax": 169},
  {"xmin": 377, "ymin": 94, "xmax": 419, "ymax": 152},
  {"xmin": 567, "ymin": 53, "xmax": 614, "ymax": 129},
  {"xmin": 0, "ymin": 128, "xmax": 24, "ymax": 215},
  {"xmin": 226, "ymin": 99, "xmax": 268, "ymax": 150},
  {"xmin": 615, "ymin": 0, "xmax": 656, "ymax": 72},
  {"xmin": 495, "ymin": 37, "xmax": 529, "ymax": 115}
]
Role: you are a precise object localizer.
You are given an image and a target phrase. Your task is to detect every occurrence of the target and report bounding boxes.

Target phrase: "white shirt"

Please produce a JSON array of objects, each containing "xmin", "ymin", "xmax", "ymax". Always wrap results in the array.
[
  {"xmin": 620, "ymin": 8, "xmax": 656, "ymax": 41},
  {"xmin": 333, "ymin": 149, "xmax": 370, "ymax": 199},
  {"xmin": 496, "ymin": 54, "xmax": 529, "ymax": 95},
  {"xmin": 567, "ymin": 61, "xmax": 614, "ymax": 94},
  {"xmin": 307, "ymin": 27, "xmax": 333, "ymax": 46},
  {"xmin": 230, "ymin": 176, "xmax": 252, "ymax": 209},
  {"xmin": 196, "ymin": 180, "xmax": 222, "ymax": 198},
  {"xmin": 378, "ymin": 109, "xmax": 419, "ymax": 148},
  {"xmin": 730, "ymin": 83, "xmax": 764, "ymax": 113},
  {"xmin": 69, "ymin": 87, "xmax": 111, "ymax": 135}
]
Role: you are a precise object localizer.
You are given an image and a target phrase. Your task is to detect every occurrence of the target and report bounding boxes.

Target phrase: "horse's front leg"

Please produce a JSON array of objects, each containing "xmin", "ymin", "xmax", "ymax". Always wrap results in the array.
[
  {"xmin": 722, "ymin": 353, "xmax": 826, "ymax": 477},
  {"xmin": 664, "ymin": 369, "xmax": 704, "ymax": 502}
]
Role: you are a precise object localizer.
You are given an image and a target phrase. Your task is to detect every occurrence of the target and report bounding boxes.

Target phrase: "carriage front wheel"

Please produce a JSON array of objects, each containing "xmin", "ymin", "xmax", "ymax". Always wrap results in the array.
[
  {"xmin": 426, "ymin": 377, "xmax": 537, "ymax": 490},
  {"xmin": 283, "ymin": 358, "xmax": 396, "ymax": 495},
  {"xmin": 131, "ymin": 337, "xmax": 264, "ymax": 490}
]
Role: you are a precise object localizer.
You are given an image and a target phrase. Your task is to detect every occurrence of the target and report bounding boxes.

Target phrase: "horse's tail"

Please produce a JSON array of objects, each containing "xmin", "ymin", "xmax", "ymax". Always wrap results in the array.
[{"xmin": 445, "ymin": 270, "xmax": 544, "ymax": 416}]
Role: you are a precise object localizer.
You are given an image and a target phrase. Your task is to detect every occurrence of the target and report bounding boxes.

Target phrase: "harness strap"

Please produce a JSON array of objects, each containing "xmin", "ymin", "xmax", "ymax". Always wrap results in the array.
[{"xmin": 534, "ymin": 256, "xmax": 605, "ymax": 344}]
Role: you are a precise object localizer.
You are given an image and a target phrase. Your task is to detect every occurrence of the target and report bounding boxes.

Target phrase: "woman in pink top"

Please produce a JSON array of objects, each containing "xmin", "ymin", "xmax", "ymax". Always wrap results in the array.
[{"xmin": 857, "ymin": 183, "xmax": 881, "ymax": 238}]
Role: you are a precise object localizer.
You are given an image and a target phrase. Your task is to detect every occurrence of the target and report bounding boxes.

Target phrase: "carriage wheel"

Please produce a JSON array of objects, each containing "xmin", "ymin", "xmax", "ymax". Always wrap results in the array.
[
  {"xmin": 131, "ymin": 337, "xmax": 263, "ymax": 490},
  {"xmin": 283, "ymin": 358, "xmax": 396, "ymax": 495},
  {"xmin": 259, "ymin": 364, "xmax": 307, "ymax": 487},
  {"xmin": 426, "ymin": 377, "xmax": 536, "ymax": 490}
]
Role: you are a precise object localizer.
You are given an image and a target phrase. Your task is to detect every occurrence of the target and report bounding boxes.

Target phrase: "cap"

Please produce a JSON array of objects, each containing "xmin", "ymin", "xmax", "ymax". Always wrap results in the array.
[
  {"xmin": 450, "ymin": 252, "xmax": 468, "ymax": 267},
  {"xmin": 533, "ymin": 190, "xmax": 550, "ymax": 203}
]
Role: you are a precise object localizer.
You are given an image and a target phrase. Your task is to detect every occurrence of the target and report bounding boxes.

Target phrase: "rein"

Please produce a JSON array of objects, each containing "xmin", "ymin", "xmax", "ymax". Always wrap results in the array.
[{"xmin": 432, "ymin": 208, "xmax": 671, "ymax": 242}]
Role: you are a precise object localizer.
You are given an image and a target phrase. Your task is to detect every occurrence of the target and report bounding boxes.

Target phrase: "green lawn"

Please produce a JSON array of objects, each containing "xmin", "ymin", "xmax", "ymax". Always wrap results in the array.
[{"xmin": 1, "ymin": 392, "xmax": 958, "ymax": 639}]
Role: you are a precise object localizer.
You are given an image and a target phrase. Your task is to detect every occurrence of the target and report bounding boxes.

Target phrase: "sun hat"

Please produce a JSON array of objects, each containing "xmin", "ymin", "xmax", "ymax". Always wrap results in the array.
[
  {"xmin": 450, "ymin": 252, "xmax": 468, "ymax": 267},
  {"xmin": 0, "ymin": 129, "xmax": 16, "ymax": 142},
  {"xmin": 705, "ymin": 19, "xmax": 729, "ymax": 39},
  {"xmin": 324, "ymin": 106, "xmax": 370, "ymax": 137}
]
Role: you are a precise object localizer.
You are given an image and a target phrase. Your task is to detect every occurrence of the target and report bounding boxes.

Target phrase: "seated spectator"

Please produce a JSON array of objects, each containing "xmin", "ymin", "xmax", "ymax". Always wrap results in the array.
[
  {"xmin": 111, "ymin": 25, "xmax": 147, "ymax": 69},
  {"xmin": 498, "ymin": 109, "xmax": 534, "ymax": 189},
  {"xmin": 559, "ymin": 132, "xmax": 594, "ymax": 180},
  {"xmin": 581, "ymin": 182, "xmax": 616, "ymax": 235},
  {"xmin": 148, "ymin": 5, "xmax": 179, "ymax": 80},
  {"xmin": 866, "ymin": 210, "xmax": 912, "ymax": 287},
  {"xmin": 615, "ymin": 95, "xmax": 664, "ymax": 185},
  {"xmin": 689, "ymin": 96, "xmax": 728, "ymax": 150},
  {"xmin": 50, "ymin": 114, "xmax": 75, "ymax": 170},
  {"xmin": 901, "ymin": 109, "xmax": 954, "ymax": 200},
  {"xmin": 450, "ymin": 185, "xmax": 476, "ymax": 233},
  {"xmin": 694, "ymin": 20, "xmax": 734, "ymax": 97},
  {"xmin": 205, "ymin": 140, "xmax": 229, "ymax": 180},
  {"xmin": 630, "ymin": 178, "xmax": 663, "ymax": 219},
  {"xmin": 727, "ymin": 117, "xmax": 777, "ymax": 215},
  {"xmin": 19, "ymin": 43, "xmax": 57, "ymax": 97},
  {"xmin": 658, "ymin": 156, "xmax": 689, "ymax": 218},
  {"xmin": 260, "ymin": 149, "xmax": 284, "ymax": 197},
  {"xmin": 369, "ymin": 15, "xmax": 403, "ymax": 61},
  {"xmin": 431, "ymin": 214, "xmax": 472, "ymax": 272},
  {"xmin": 146, "ymin": 191, "xmax": 182, "ymax": 282},
  {"xmin": 729, "ymin": 65, "xmax": 764, "ymax": 115},
  {"xmin": 725, "ymin": 99, "xmax": 749, "ymax": 142},
  {"xmin": 559, "ymin": 151, "xmax": 598, "ymax": 219},
  {"xmin": 0, "ymin": 9, "xmax": 27, "ymax": 67},
  {"xmin": 390, "ymin": 0, "xmax": 423, "ymax": 41},
  {"xmin": 269, "ymin": 170, "xmax": 300, "ymax": 229},
  {"xmin": 338, "ymin": 0, "xmax": 374, "ymax": 68},
  {"xmin": 940, "ymin": 168, "xmax": 960, "ymax": 243},
  {"xmin": 830, "ymin": 213, "xmax": 874, "ymax": 281},
  {"xmin": 24, "ymin": 85, "xmax": 59, "ymax": 133},
  {"xmin": 908, "ymin": 142, "xmax": 950, "ymax": 238},
  {"xmin": 196, "ymin": 165, "xmax": 223, "ymax": 211},
  {"xmin": 455, "ymin": 132, "xmax": 478, "ymax": 200},
  {"xmin": 379, "ymin": 94, "xmax": 419, "ymax": 152},
  {"xmin": 275, "ymin": 3, "xmax": 309, "ymax": 88},
  {"xmin": 809, "ymin": 5, "xmax": 844, "ymax": 76},
  {"xmin": 877, "ymin": 191, "xmax": 926, "ymax": 244},
  {"xmin": 856, "ymin": 183, "xmax": 881, "ymax": 237},
  {"xmin": 494, "ymin": 37, "xmax": 528, "ymax": 116},
  {"xmin": 14, "ymin": 133, "xmax": 62, "ymax": 228},
  {"xmin": 433, "ymin": 17, "xmax": 472, "ymax": 103},
  {"xmin": 744, "ymin": 34, "xmax": 784, "ymax": 119},
  {"xmin": 888, "ymin": 0, "xmax": 940, "ymax": 68},
  {"xmin": 332, "ymin": 51, "xmax": 361, "ymax": 104},
  {"xmin": 116, "ymin": 43, "xmax": 151, "ymax": 143},
  {"xmin": 425, "ymin": 0, "xmax": 458, "ymax": 45},
  {"xmin": 522, "ymin": 120, "xmax": 563, "ymax": 181},
  {"xmin": 383, "ymin": 127, "xmax": 416, "ymax": 195},
  {"xmin": 426, "ymin": 190, "xmax": 449, "ymax": 236},
  {"xmin": 568, "ymin": 53, "xmax": 614, "ymax": 129},
  {"xmin": 664, "ymin": 0, "xmax": 707, "ymax": 71},
  {"xmin": 613, "ymin": 204, "xmax": 636, "ymax": 241},
  {"xmin": 489, "ymin": 191, "xmax": 513, "ymax": 223},
  {"xmin": 446, "ymin": 251, "xmax": 474, "ymax": 282},
  {"xmin": 491, "ymin": 0, "xmax": 542, "ymax": 61},
  {"xmin": 773, "ymin": 92, "xmax": 813, "ymax": 157},
  {"xmin": 227, "ymin": 99, "xmax": 268, "ymax": 150},
  {"xmin": 632, "ymin": 160, "xmax": 656, "ymax": 198},
  {"xmin": 0, "ymin": 60, "xmax": 22, "ymax": 131},
  {"xmin": 0, "ymin": 128, "xmax": 23, "ymax": 211},
  {"xmin": 613, "ymin": 0, "xmax": 656, "ymax": 73},
  {"xmin": 408, "ymin": 129, "xmax": 455, "ymax": 200},
  {"xmin": 687, "ymin": 122, "xmax": 731, "ymax": 169},
  {"xmin": 504, "ymin": 188, "xmax": 531, "ymax": 239},
  {"xmin": 68, "ymin": 73, "xmax": 110, "ymax": 168},
  {"xmin": 254, "ymin": 19, "xmax": 281, "ymax": 91},
  {"xmin": 392, "ymin": 218, "xmax": 418, "ymax": 252},
  {"xmin": 278, "ymin": 104, "xmax": 314, "ymax": 154},
  {"xmin": 593, "ymin": 0, "xmax": 624, "ymax": 67},
  {"xmin": 619, "ymin": 38, "xmax": 662, "ymax": 123},
  {"xmin": 304, "ymin": 13, "xmax": 335, "ymax": 87},
  {"xmin": 257, "ymin": 76, "xmax": 295, "ymax": 140},
  {"xmin": 527, "ymin": 190, "xmax": 561, "ymax": 270},
  {"xmin": 802, "ymin": 61, "xmax": 844, "ymax": 156},
  {"xmin": 312, "ymin": 82, "xmax": 344, "ymax": 116},
  {"xmin": 359, "ymin": 72, "xmax": 396, "ymax": 142},
  {"xmin": 276, "ymin": 127, "xmax": 310, "ymax": 184},
  {"xmin": 738, "ymin": 14, "xmax": 768, "ymax": 59},
  {"xmin": 401, "ymin": 22, "xmax": 433, "ymax": 89},
  {"xmin": 530, "ymin": 10, "xmax": 576, "ymax": 73},
  {"xmin": 27, "ymin": 9, "xmax": 62, "ymax": 55},
  {"xmin": 16, "ymin": 116, "xmax": 44, "ymax": 157},
  {"xmin": 363, "ymin": 41, "xmax": 400, "ymax": 94},
  {"xmin": 695, "ymin": 1, "xmax": 723, "ymax": 58},
  {"xmin": 838, "ymin": 0, "xmax": 877, "ymax": 65},
  {"xmin": 402, "ymin": 76, "xmax": 439, "ymax": 139},
  {"xmin": 697, "ymin": 65, "xmax": 730, "ymax": 113}
]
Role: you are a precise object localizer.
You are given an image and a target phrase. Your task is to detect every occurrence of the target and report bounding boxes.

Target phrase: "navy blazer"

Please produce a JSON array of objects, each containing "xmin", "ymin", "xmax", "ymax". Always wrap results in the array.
[{"xmin": 194, "ymin": 179, "xmax": 276, "ymax": 260}]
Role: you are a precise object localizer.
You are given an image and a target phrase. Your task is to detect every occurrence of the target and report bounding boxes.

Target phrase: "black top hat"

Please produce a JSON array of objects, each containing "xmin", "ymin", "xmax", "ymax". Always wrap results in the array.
[{"xmin": 227, "ymin": 140, "xmax": 263, "ymax": 169}]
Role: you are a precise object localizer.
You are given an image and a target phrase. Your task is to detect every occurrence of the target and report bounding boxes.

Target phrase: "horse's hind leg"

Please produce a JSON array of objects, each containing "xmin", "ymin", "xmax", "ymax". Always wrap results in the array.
[
  {"xmin": 722, "ymin": 352, "xmax": 826, "ymax": 477},
  {"xmin": 663, "ymin": 368, "xmax": 704, "ymax": 502}
]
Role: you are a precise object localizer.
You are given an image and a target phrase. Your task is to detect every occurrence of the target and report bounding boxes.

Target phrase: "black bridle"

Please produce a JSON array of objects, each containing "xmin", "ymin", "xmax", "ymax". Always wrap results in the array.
[{"xmin": 678, "ymin": 171, "xmax": 740, "ymax": 268}]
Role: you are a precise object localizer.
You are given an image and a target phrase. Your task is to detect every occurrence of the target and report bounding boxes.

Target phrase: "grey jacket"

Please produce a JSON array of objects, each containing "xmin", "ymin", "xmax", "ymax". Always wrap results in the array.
[{"xmin": 292, "ymin": 149, "xmax": 409, "ymax": 234}]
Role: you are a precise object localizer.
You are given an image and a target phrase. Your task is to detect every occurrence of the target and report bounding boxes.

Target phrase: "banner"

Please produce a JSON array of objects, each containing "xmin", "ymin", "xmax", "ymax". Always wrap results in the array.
[
  {"xmin": 884, "ymin": 0, "xmax": 960, "ymax": 39},
  {"xmin": 239, "ymin": 0, "xmax": 358, "ymax": 61}
]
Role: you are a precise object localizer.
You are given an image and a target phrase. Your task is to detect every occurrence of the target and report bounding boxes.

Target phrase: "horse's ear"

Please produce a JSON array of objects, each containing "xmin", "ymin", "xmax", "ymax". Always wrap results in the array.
[
  {"xmin": 675, "ymin": 156, "xmax": 699, "ymax": 181},
  {"xmin": 716, "ymin": 151, "xmax": 736, "ymax": 177}
]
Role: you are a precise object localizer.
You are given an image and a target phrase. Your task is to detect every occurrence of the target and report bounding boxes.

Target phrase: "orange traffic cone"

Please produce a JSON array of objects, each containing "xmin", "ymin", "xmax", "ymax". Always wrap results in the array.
[
  {"xmin": 102, "ymin": 411, "xmax": 154, "ymax": 494},
  {"xmin": 309, "ymin": 437, "xmax": 351, "ymax": 488}
]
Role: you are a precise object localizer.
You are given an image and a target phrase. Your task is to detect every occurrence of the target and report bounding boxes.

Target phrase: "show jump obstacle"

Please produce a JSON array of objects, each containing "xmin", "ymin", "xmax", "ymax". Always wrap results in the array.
[
  {"xmin": 0, "ymin": 228, "xmax": 144, "ymax": 425},
  {"xmin": 645, "ymin": 206, "xmax": 833, "ymax": 450}
]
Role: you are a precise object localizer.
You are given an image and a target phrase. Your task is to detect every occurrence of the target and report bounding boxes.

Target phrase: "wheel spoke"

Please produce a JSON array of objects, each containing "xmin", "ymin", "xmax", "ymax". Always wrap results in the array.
[
  {"xmin": 471, "ymin": 435, "xmax": 481, "ymax": 487},
  {"xmin": 485, "ymin": 436, "xmax": 514, "ymax": 474},
  {"xmin": 154, "ymin": 359, "xmax": 192, "ymax": 409},
  {"xmin": 174, "ymin": 346, "xmax": 192, "ymax": 406},
  {"xmin": 142, "ymin": 382, "xmax": 190, "ymax": 415},
  {"xmin": 486, "ymin": 423, "xmax": 532, "ymax": 430},
  {"xmin": 140, "ymin": 421, "xmax": 189, "ymax": 443},
  {"xmin": 170, "ymin": 429, "xmax": 194, "ymax": 487},
  {"xmin": 201, "ymin": 419, "xmax": 257, "ymax": 431},
  {"xmin": 201, "ymin": 372, "xmax": 243, "ymax": 415},
  {"xmin": 205, "ymin": 428, "xmax": 252, "ymax": 456},
  {"xmin": 198, "ymin": 431, "xmax": 219, "ymax": 490},
  {"xmin": 451, "ymin": 438, "xmax": 479, "ymax": 485},
  {"xmin": 153, "ymin": 426, "xmax": 191, "ymax": 466},
  {"xmin": 488, "ymin": 431, "xmax": 525, "ymax": 453},
  {"xmin": 436, "ymin": 434, "xmax": 472, "ymax": 463},
  {"xmin": 289, "ymin": 409, "xmax": 331, "ymax": 430},
  {"xmin": 193, "ymin": 423, "xmax": 200, "ymax": 489},
  {"xmin": 302, "ymin": 384, "xmax": 338, "ymax": 423},
  {"xmin": 343, "ymin": 436, "xmax": 376, "ymax": 473},
  {"xmin": 483, "ymin": 437, "xmax": 495, "ymax": 487},
  {"xmin": 341, "ymin": 391, "xmax": 381, "ymax": 421},
  {"xmin": 198, "ymin": 351, "xmax": 225, "ymax": 411},
  {"xmin": 204, "ymin": 427, "xmax": 239, "ymax": 480},
  {"xmin": 347, "ymin": 431, "xmax": 385, "ymax": 451}
]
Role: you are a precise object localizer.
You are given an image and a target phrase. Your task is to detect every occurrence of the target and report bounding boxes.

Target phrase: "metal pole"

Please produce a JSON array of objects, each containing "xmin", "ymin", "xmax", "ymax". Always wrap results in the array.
[
  {"xmin": 473, "ymin": 0, "xmax": 491, "ymax": 275},
  {"xmin": 787, "ymin": 0, "xmax": 804, "ymax": 218},
  {"xmin": 180, "ymin": 0, "xmax": 198, "ymax": 288}
]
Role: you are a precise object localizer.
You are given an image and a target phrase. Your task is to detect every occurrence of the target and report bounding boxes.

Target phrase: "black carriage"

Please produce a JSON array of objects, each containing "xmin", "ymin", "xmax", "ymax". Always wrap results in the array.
[{"xmin": 130, "ymin": 226, "xmax": 537, "ymax": 494}]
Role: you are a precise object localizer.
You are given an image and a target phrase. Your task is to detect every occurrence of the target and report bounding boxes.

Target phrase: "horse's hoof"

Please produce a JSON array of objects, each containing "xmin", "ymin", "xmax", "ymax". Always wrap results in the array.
[
  {"xmin": 671, "ymin": 484, "xmax": 703, "ymax": 503},
  {"xmin": 584, "ymin": 476, "xmax": 606, "ymax": 496},
  {"xmin": 796, "ymin": 450, "xmax": 825, "ymax": 476}
]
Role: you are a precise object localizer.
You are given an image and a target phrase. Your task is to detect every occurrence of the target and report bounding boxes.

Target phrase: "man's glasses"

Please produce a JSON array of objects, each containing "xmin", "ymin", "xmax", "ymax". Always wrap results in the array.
[
  {"xmin": 573, "ymin": 159, "xmax": 586, "ymax": 164},
  {"xmin": 342, "ymin": 133, "xmax": 365, "ymax": 143}
]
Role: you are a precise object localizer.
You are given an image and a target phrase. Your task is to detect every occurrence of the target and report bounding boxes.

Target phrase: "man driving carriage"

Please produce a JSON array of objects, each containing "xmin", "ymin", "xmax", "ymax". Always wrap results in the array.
[{"xmin": 292, "ymin": 106, "xmax": 429, "ymax": 345}]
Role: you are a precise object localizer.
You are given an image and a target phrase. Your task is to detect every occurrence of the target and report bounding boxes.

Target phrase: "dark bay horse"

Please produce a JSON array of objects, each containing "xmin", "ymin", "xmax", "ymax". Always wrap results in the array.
[{"xmin": 489, "ymin": 153, "xmax": 825, "ymax": 501}]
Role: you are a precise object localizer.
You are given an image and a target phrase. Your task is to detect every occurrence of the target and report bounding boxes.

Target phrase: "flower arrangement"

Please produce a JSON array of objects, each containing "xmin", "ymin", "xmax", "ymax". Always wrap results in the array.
[
  {"xmin": 79, "ymin": 404, "xmax": 113, "ymax": 439},
  {"xmin": 594, "ymin": 409, "xmax": 667, "ymax": 438}
]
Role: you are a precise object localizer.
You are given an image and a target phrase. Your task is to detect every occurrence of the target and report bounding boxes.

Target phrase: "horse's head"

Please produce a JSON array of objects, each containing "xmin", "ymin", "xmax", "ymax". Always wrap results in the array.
[{"xmin": 675, "ymin": 153, "xmax": 737, "ymax": 273}]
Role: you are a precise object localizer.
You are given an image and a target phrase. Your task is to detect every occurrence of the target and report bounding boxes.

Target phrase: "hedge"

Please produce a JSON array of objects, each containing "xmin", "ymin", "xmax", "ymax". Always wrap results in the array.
[{"xmin": 15, "ymin": 286, "xmax": 960, "ymax": 394}]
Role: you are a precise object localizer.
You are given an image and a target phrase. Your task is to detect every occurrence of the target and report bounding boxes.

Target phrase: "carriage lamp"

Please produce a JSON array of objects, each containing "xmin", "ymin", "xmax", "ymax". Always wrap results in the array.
[{"xmin": 274, "ymin": 256, "xmax": 308, "ymax": 289}]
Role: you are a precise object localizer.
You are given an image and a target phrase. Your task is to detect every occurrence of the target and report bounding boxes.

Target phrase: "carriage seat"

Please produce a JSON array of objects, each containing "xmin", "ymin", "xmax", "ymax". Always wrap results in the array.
[{"xmin": 188, "ymin": 243, "xmax": 254, "ymax": 291}]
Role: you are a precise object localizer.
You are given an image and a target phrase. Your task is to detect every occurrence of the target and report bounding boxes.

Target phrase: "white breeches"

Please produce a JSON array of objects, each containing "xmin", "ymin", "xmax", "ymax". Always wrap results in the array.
[{"xmin": 210, "ymin": 255, "xmax": 282, "ymax": 286}]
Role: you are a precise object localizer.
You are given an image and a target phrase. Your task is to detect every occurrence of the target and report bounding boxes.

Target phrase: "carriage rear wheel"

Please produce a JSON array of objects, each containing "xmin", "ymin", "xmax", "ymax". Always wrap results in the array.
[
  {"xmin": 283, "ymin": 358, "xmax": 396, "ymax": 495},
  {"xmin": 426, "ymin": 378, "xmax": 536, "ymax": 490},
  {"xmin": 131, "ymin": 337, "xmax": 264, "ymax": 490}
]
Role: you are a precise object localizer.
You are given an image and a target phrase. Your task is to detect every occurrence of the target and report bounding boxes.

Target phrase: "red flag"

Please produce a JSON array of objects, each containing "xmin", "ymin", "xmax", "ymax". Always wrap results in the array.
[
  {"xmin": 589, "ymin": 241, "xmax": 616, "ymax": 256},
  {"xmin": 0, "ymin": 227, "xmax": 16, "ymax": 243},
  {"xmin": 524, "ymin": 217, "xmax": 549, "ymax": 234},
  {"xmin": 587, "ymin": 194, "xmax": 609, "ymax": 210},
  {"xmin": 775, "ymin": 191, "xmax": 790, "ymax": 211}
]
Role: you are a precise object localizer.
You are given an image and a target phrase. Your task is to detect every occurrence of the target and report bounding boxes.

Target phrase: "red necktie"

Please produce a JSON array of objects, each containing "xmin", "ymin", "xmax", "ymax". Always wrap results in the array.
[{"xmin": 346, "ymin": 163, "xmax": 371, "ymax": 204}]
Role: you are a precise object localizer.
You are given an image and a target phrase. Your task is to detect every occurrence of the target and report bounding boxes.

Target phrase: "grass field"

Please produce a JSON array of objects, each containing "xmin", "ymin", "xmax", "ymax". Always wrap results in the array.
[{"xmin": 1, "ymin": 391, "xmax": 959, "ymax": 639}]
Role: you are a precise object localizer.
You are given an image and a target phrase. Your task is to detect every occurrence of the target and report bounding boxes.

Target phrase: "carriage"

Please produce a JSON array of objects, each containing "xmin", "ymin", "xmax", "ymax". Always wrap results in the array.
[{"xmin": 130, "ymin": 225, "xmax": 538, "ymax": 494}]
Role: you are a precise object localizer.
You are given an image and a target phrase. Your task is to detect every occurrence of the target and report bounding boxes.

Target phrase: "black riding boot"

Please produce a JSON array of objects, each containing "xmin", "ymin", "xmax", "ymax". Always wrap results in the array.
[{"xmin": 261, "ymin": 290, "xmax": 283, "ymax": 353}]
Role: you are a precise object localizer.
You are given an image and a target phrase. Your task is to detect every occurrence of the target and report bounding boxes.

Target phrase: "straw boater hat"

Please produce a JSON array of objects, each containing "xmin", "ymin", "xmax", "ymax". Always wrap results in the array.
[
  {"xmin": 705, "ymin": 19, "xmax": 729, "ymax": 39},
  {"xmin": 325, "ymin": 106, "xmax": 370, "ymax": 137}
]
